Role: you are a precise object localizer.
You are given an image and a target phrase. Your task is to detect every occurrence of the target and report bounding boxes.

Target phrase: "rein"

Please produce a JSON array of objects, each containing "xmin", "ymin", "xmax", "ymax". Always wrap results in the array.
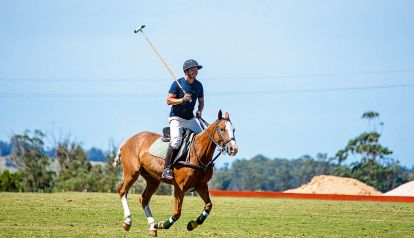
[{"xmin": 176, "ymin": 117, "xmax": 229, "ymax": 173}]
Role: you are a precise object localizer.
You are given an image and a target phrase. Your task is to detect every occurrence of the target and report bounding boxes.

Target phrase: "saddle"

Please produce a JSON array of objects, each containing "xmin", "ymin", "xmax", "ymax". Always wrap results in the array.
[
  {"xmin": 149, "ymin": 127, "xmax": 196, "ymax": 164},
  {"xmin": 161, "ymin": 127, "xmax": 171, "ymax": 142}
]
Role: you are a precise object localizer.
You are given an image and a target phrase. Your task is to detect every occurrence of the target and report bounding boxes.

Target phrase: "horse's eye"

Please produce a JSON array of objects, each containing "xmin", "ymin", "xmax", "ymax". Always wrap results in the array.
[{"xmin": 220, "ymin": 128, "xmax": 225, "ymax": 131}]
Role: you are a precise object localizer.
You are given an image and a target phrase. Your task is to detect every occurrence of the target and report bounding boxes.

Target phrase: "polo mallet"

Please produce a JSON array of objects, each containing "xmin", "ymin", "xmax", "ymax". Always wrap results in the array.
[{"xmin": 134, "ymin": 25, "xmax": 190, "ymax": 101}]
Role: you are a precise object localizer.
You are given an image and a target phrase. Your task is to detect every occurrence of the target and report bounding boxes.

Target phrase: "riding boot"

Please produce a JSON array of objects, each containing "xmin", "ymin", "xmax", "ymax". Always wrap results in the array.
[{"xmin": 162, "ymin": 146, "xmax": 178, "ymax": 180}]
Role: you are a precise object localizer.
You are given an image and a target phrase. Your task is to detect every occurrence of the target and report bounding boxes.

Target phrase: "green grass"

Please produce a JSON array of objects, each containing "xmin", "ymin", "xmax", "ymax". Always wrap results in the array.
[{"xmin": 1, "ymin": 192, "xmax": 413, "ymax": 237}]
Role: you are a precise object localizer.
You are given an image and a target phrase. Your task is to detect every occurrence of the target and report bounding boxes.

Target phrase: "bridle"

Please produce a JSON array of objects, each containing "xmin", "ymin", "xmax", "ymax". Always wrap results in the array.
[
  {"xmin": 177, "ymin": 116, "xmax": 236, "ymax": 173},
  {"xmin": 198, "ymin": 117, "xmax": 236, "ymax": 151},
  {"xmin": 215, "ymin": 120, "xmax": 236, "ymax": 148}
]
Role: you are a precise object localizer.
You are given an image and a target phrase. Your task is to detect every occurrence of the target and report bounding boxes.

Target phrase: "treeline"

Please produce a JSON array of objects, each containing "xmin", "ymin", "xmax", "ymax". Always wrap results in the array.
[
  {"xmin": 0, "ymin": 130, "xmax": 173, "ymax": 194},
  {"xmin": 0, "ymin": 130, "xmax": 120, "ymax": 193},
  {"xmin": 211, "ymin": 112, "xmax": 414, "ymax": 193},
  {"xmin": 1, "ymin": 140, "xmax": 106, "ymax": 162},
  {"xmin": 212, "ymin": 111, "xmax": 414, "ymax": 192},
  {"xmin": 210, "ymin": 154, "xmax": 337, "ymax": 191},
  {"xmin": 1, "ymin": 112, "xmax": 413, "ymax": 193},
  {"xmin": 210, "ymin": 154, "xmax": 414, "ymax": 192}
]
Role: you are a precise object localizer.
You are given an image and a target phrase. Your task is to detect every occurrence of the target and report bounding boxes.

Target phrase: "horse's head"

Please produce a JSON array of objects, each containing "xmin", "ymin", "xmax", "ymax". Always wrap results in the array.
[{"xmin": 214, "ymin": 110, "xmax": 238, "ymax": 156}]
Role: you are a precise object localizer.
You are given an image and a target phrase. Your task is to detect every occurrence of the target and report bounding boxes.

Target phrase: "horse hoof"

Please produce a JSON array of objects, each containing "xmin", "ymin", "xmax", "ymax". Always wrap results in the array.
[
  {"xmin": 148, "ymin": 229, "xmax": 157, "ymax": 237},
  {"xmin": 122, "ymin": 222, "xmax": 131, "ymax": 231},
  {"xmin": 187, "ymin": 220, "xmax": 198, "ymax": 231}
]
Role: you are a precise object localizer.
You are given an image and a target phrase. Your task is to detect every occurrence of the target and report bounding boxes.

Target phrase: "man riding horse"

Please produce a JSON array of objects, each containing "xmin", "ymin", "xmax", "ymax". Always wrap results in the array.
[
  {"xmin": 162, "ymin": 59, "xmax": 204, "ymax": 180},
  {"xmin": 113, "ymin": 58, "xmax": 238, "ymax": 236}
]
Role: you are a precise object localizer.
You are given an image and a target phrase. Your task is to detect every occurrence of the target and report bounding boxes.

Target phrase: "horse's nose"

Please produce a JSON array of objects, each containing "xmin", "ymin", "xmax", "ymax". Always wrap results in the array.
[{"xmin": 230, "ymin": 145, "xmax": 238, "ymax": 155}]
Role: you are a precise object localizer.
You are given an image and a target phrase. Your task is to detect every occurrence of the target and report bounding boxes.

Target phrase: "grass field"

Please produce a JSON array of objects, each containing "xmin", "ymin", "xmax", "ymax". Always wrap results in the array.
[{"xmin": 1, "ymin": 192, "xmax": 413, "ymax": 237}]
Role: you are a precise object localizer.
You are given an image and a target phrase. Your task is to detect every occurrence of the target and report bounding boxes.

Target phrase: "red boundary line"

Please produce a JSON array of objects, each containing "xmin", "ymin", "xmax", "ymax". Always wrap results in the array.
[{"xmin": 209, "ymin": 190, "xmax": 414, "ymax": 203}]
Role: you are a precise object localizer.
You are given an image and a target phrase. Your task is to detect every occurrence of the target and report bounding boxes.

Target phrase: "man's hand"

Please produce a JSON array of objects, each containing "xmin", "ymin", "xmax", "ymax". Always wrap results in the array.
[
  {"xmin": 182, "ymin": 93, "xmax": 192, "ymax": 103},
  {"xmin": 196, "ymin": 111, "xmax": 202, "ymax": 118}
]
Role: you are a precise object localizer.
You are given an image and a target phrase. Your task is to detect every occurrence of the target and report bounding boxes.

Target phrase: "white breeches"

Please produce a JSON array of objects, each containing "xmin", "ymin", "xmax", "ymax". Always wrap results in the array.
[{"xmin": 169, "ymin": 116, "xmax": 202, "ymax": 149}]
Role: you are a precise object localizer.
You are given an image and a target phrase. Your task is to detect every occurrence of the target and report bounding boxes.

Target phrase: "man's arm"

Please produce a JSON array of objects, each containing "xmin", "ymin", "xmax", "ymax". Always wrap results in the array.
[
  {"xmin": 196, "ymin": 97, "xmax": 204, "ymax": 118},
  {"xmin": 167, "ymin": 93, "xmax": 191, "ymax": 105}
]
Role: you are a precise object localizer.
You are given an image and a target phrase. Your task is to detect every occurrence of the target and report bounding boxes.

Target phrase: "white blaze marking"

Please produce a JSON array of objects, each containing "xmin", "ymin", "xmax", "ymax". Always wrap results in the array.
[
  {"xmin": 225, "ymin": 121, "xmax": 237, "ymax": 153},
  {"xmin": 225, "ymin": 121, "xmax": 234, "ymax": 139}
]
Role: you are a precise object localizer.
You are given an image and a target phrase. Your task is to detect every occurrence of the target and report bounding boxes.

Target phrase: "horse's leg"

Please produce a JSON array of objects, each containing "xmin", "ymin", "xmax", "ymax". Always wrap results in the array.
[
  {"xmin": 187, "ymin": 183, "xmax": 212, "ymax": 231},
  {"xmin": 156, "ymin": 184, "xmax": 184, "ymax": 230},
  {"xmin": 139, "ymin": 172, "xmax": 161, "ymax": 237},
  {"xmin": 118, "ymin": 165, "xmax": 140, "ymax": 231}
]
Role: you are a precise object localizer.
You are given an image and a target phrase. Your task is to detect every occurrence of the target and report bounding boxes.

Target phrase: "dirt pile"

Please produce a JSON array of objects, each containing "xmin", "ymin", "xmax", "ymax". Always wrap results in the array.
[
  {"xmin": 384, "ymin": 181, "xmax": 414, "ymax": 196},
  {"xmin": 283, "ymin": 175, "xmax": 382, "ymax": 195}
]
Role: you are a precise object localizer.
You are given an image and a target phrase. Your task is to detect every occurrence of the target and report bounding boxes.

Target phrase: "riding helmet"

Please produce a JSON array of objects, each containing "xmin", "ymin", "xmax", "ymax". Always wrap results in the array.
[{"xmin": 183, "ymin": 59, "xmax": 203, "ymax": 72}]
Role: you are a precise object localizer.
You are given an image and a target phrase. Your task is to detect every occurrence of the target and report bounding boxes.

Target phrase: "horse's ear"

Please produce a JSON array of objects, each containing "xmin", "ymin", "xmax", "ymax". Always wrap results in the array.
[
  {"xmin": 218, "ymin": 110, "xmax": 223, "ymax": 120},
  {"xmin": 225, "ymin": 112, "xmax": 230, "ymax": 120}
]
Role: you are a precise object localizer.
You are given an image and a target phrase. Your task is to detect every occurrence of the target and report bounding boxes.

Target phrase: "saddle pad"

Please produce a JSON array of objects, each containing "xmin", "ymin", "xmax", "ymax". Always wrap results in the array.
[{"xmin": 149, "ymin": 137, "xmax": 169, "ymax": 159}]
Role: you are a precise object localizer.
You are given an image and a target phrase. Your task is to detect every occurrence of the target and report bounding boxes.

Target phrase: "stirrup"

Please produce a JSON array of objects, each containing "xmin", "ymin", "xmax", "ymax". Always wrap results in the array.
[{"xmin": 162, "ymin": 168, "xmax": 174, "ymax": 180}]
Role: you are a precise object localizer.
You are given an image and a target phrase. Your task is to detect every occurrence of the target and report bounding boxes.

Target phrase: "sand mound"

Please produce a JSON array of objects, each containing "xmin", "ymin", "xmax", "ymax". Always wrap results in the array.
[
  {"xmin": 384, "ymin": 181, "xmax": 414, "ymax": 196},
  {"xmin": 283, "ymin": 175, "xmax": 382, "ymax": 195}
]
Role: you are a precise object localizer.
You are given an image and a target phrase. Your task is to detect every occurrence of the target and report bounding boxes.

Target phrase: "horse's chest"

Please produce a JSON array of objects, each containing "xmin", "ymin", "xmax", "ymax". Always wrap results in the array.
[{"xmin": 179, "ymin": 169, "xmax": 213, "ymax": 189}]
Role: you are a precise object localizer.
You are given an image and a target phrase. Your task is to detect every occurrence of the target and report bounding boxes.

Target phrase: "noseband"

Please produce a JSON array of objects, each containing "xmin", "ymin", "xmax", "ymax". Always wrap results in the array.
[
  {"xmin": 215, "ymin": 120, "xmax": 236, "ymax": 148},
  {"xmin": 198, "ymin": 117, "xmax": 236, "ymax": 151},
  {"xmin": 179, "ymin": 117, "xmax": 236, "ymax": 173}
]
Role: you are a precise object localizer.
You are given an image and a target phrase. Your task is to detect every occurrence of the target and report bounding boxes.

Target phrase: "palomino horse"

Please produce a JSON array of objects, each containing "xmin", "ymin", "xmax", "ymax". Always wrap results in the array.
[{"xmin": 113, "ymin": 110, "xmax": 238, "ymax": 236}]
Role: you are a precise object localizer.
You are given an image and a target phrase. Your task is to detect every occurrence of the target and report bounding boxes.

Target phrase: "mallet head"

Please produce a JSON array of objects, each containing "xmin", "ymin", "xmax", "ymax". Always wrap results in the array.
[{"xmin": 134, "ymin": 25, "xmax": 145, "ymax": 33}]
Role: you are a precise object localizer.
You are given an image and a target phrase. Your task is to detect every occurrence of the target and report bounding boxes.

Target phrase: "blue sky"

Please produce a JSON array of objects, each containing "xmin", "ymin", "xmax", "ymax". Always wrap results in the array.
[{"xmin": 1, "ymin": 1, "xmax": 413, "ymax": 167}]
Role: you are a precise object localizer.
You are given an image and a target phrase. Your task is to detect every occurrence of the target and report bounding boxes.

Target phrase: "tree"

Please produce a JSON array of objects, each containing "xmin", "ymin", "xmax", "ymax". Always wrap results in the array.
[
  {"xmin": 87, "ymin": 146, "xmax": 122, "ymax": 193},
  {"xmin": 54, "ymin": 142, "xmax": 124, "ymax": 193},
  {"xmin": 54, "ymin": 141, "xmax": 91, "ymax": 192},
  {"xmin": 334, "ymin": 111, "xmax": 404, "ymax": 192},
  {"xmin": 0, "ymin": 170, "xmax": 25, "ymax": 192},
  {"xmin": 336, "ymin": 111, "xmax": 392, "ymax": 164},
  {"xmin": 10, "ymin": 130, "xmax": 55, "ymax": 192}
]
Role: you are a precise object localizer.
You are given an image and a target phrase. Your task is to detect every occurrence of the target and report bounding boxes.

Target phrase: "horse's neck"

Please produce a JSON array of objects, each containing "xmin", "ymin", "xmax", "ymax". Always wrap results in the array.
[{"xmin": 193, "ymin": 124, "xmax": 217, "ymax": 163}]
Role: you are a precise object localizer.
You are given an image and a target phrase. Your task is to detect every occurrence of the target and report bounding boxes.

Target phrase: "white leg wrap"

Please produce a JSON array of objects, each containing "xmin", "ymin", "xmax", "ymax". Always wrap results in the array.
[
  {"xmin": 121, "ymin": 195, "xmax": 131, "ymax": 224},
  {"xmin": 148, "ymin": 217, "xmax": 156, "ymax": 231},
  {"xmin": 124, "ymin": 216, "xmax": 131, "ymax": 225},
  {"xmin": 147, "ymin": 217, "xmax": 155, "ymax": 225}
]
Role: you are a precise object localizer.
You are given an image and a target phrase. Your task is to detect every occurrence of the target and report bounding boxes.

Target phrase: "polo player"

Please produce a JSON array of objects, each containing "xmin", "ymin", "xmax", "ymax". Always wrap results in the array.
[{"xmin": 161, "ymin": 59, "xmax": 205, "ymax": 180}]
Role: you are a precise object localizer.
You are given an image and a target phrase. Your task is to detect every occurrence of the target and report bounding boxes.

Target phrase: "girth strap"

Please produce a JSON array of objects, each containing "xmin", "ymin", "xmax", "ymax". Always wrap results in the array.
[{"xmin": 176, "ymin": 161, "xmax": 204, "ymax": 170}]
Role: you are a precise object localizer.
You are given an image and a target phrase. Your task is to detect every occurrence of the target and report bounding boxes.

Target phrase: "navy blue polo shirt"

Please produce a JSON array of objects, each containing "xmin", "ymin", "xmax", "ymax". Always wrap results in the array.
[{"xmin": 169, "ymin": 77, "xmax": 203, "ymax": 120}]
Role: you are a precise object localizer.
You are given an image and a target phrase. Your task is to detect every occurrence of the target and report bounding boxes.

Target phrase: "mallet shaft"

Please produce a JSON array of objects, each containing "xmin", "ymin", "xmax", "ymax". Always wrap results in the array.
[
  {"xmin": 134, "ymin": 25, "xmax": 188, "ymax": 95},
  {"xmin": 144, "ymin": 37, "xmax": 187, "ymax": 94}
]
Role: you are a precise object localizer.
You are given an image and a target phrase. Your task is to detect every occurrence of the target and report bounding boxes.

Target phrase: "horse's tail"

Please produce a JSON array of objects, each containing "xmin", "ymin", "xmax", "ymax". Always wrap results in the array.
[{"xmin": 112, "ymin": 141, "xmax": 126, "ymax": 167}]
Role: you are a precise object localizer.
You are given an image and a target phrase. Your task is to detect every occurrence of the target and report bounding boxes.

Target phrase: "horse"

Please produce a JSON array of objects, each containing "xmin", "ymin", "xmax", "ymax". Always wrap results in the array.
[{"xmin": 113, "ymin": 110, "xmax": 238, "ymax": 236}]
